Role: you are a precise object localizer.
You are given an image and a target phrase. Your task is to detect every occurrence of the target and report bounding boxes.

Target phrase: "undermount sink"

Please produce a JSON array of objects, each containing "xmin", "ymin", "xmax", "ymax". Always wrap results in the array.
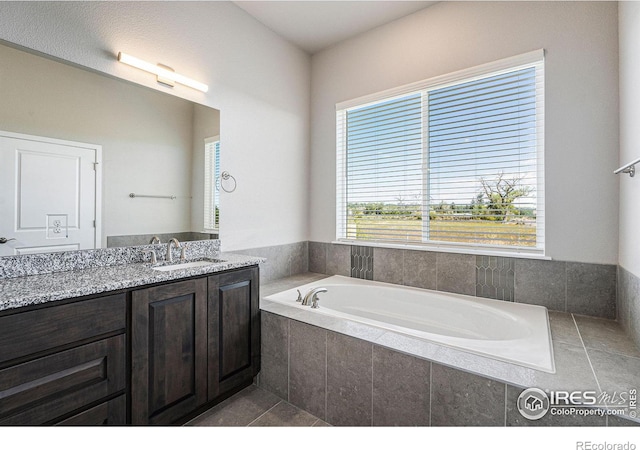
[{"xmin": 152, "ymin": 258, "xmax": 226, "ymax": 272}]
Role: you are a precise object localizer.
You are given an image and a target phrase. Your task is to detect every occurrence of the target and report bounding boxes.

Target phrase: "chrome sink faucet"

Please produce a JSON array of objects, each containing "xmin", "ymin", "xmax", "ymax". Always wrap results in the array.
[
  {"xmin": 302, "ymin": 287, "xmax": 327, "ymax": 309},
  {"xmin": 166, "ymin": 238, "xmax": 181, "ymax": 262}
]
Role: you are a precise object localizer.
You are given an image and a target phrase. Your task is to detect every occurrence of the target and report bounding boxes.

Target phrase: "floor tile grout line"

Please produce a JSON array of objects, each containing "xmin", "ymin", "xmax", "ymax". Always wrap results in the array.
[
  {"xmin": 246, "ymin": 400, "xmax": 283, "ymax": 427},
  {"xmin": 572, "ymin": 313, "xmax": 602, "ymax": 392}
]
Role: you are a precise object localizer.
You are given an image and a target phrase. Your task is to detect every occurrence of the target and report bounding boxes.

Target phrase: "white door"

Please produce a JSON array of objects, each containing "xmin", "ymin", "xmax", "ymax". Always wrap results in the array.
[{"xmin": 0, "ymin": 132, "xmax": 101, "ymax": 256}]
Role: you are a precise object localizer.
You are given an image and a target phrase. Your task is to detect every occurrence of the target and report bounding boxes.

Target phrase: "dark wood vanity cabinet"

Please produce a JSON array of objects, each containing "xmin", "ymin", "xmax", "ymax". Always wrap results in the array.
[
  {"xmin": 0, "ymin": 294, "xmax": 127, "ymax": 425},
  {"xmin": 207, "ymin": 266, "xmax": 260, "ymax": 400},
  {"xmin": 0, "ymin": 264, "xmax": 260, "ymax": 426},
  {"xmin": 130, "ymin": 266, "xmax": 260, "ymax": 425},
  {"xmin": 131, "ymin": 278, "xmax": 209, "ymax": 425}
]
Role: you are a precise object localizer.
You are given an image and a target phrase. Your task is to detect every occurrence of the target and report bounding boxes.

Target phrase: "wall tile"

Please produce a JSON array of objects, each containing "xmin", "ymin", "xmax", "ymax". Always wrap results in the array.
[
  {"xmin": 617, "ymin": 267, "xmax": 630, "ymax": 331},
  {"xmin": 628, "ymin": 270, "xmax": 640, "ymax": 350},
  {"xmin": 566, "ymin": 262, "xmax": 616, "ymax": 319},
  {"xmin": 326, "ymin": 332, "xmax": 372, "ymax": 426},
  {"xmin": 506, "ymin": 386, "xmax": 605, "ymax": 426},
  {"xmin": 326, "ymin": 244, "xmax": 350, "ymax": 276},
  {"xmin": 373, "ymin": 247, "xmax": 403, "ymax": 285},
  {"xmin": 289, "ymin": 320, "xmax": 327, "ymax": 420},
  {"xmin": 431, "ymin": 363, "xmax": 505, "ymax": 426},
  {"xmin": 351, "ymin": 246, "xmax": 373, "ymax": 280},
  {"xmin": 436, "ymin": 253, "xmax": 476, "ymax": 295},
  {"xmin": 372, "ymin": 345, "xmax": 430, "ymax": 426},
  {"xmin": 514, "ymin": 259, "xmax": 566, "ymax": 311},
  {"xmin": 403, "ymin": 250, "xmax": 437, "ymax": 290},
  {"xmin": 308, "ymin": 241, "xmax": 327, "ymax": 274},
  {"xmin": 290, "ymin": 241, "xmax": 309, "ymax": 276},
  {"xmin": 476, "ymin": 256, "xmax": 514, "ymax": 301},
  {"xmin": 259, "ymin": 312, "xmax": 289, "ymax": 400}
]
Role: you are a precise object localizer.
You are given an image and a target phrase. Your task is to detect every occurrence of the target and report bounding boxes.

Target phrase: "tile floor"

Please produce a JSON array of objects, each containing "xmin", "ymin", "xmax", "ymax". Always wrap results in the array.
[{"xmin": 186, "ymin": 384, "xmax": 330, "ymax": 427}]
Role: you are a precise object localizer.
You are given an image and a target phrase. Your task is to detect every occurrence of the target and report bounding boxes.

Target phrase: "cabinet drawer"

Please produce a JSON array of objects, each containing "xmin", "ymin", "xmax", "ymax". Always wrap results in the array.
[
  {"xmin": 0, "ymin": 293, "xmax": 126, "ymax": 365},
  {"xmin": 56, "ymin": 395, "xmax": 126, "ymax": 426},
  {"xmin": 0, "ymin": 335, "xmax": 125, "ymax": 425}
]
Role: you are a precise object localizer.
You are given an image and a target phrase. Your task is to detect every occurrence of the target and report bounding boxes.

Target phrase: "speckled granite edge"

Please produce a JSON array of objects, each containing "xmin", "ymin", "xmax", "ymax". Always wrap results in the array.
[
  {"xmin": 0, "ymin": 239, "xmax": 221, "ymax": 279},
  {"xmin": 0, "ymin": 252, "xmax": 265, "ymax": 312}
]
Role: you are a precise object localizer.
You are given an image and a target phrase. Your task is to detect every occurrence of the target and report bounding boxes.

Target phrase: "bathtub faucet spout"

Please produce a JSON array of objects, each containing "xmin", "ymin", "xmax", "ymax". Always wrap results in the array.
[{"xmin": 302, "ymin": 287, "xmax": 327, "ymax": 308}]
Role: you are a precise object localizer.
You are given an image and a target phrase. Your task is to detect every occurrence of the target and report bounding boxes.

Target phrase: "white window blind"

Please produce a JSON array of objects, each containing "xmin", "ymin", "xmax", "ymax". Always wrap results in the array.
[
  {"xmin": 336, "ymin": 51, "xmax": 545, "ymax": 254},
  {"xmin": 204, "ymin": 136, "xmax": 220, "ymax": 231}
]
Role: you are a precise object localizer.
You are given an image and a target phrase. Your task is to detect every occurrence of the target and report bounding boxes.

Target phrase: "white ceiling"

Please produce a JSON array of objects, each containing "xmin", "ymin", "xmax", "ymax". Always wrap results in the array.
[{"xmin": 233, "ymin": 1, "xmax": 437, "ymax": 54}]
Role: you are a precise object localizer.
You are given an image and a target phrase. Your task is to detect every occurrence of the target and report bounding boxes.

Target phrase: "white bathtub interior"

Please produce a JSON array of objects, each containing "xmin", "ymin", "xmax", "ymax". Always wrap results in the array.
[{"xmin": 264, "ymin": 275, "xmax": 555, "ymax": 374}]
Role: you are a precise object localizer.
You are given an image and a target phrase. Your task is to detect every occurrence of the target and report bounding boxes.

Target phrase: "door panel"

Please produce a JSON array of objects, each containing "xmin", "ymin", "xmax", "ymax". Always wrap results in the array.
[
  {"xmin": 208, "ymin": 267, "xmax": 260, "ymax": 400},
  {"xmin": 0, "ymin": 132, "xmax": 100, "ymax": 256},
  {"xmin": 131, "ymin": 278, "xmax": 207, "ymax": 425}
]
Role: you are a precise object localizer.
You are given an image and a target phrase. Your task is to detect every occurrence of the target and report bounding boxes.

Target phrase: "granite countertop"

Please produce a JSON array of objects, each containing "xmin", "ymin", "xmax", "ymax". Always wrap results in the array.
[{"xmin": 0, "ymin": 252, "xmax": 265, "ymax": 312}]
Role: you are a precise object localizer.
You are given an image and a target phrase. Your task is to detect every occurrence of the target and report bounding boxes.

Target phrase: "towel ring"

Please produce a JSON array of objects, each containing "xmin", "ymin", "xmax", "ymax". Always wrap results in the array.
[{"xmin": 216, "ymin": 171, "xmax": 237, "ymax": 193}]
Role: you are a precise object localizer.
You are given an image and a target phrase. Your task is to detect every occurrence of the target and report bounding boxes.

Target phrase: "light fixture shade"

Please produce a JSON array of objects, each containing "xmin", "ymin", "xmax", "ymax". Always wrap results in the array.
[{"xmin": 117, "ymin": 52, "xmax": 208, "ymax": 93}]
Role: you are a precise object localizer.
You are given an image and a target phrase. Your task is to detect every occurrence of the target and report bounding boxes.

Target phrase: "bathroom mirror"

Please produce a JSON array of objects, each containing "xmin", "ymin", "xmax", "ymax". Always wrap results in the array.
[{"xmin": 0, "ymin": 41, "xmax": 221, "ymax": 256}]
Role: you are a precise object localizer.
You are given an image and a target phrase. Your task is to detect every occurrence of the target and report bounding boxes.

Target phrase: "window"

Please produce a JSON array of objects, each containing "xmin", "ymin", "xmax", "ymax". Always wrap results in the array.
[
  {"xmin": 204, "ymin": 136, "xmax": 220, "ymax": 231},
  {"xmin": 336, "ymin": 51, "xmax": 544, "ymax": 255}
]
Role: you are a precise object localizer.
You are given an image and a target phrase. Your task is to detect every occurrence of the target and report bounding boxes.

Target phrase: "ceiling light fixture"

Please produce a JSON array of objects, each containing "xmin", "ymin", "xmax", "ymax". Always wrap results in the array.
[{"xmin": 117, "ymin": 52, "xmax": 208, "ymax": 93}]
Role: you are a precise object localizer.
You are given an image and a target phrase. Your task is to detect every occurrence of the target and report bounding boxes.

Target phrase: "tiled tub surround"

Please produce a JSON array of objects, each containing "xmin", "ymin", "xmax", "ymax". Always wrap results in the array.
[
  {"xmin": 237, "ymin": 241, "xmax": 309, "ymax": 283},
  {"xmin": 309, "ymin": 242, "xmax": 618, "ymax": 319},
  {"xmin": 259, "ymin": 273, "xmax": 640, "ymax": 427},
  {"xmin": 0, "ymin": 241, "xmax": 264, "ymax": 311}
]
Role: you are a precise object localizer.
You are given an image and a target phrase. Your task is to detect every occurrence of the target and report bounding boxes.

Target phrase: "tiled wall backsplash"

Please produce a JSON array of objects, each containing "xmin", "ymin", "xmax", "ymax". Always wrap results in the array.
[
  {"xmin": 107, "ymin": 232, "xmax": 217, "ymax": 247},
  {"xmin": 308, "ymin": 241, "xmax": 618, "ymax": 319},
  {"xmin": 228, "ymin": 240, "xmax": 620, "ymax": 321},
  {"xmin": 618, "ymin": 266, "xmax": 640, "ymax": 349},
  {"xmin": 238, "ymin": 241, "xmax": 308, "ymax": 283}
]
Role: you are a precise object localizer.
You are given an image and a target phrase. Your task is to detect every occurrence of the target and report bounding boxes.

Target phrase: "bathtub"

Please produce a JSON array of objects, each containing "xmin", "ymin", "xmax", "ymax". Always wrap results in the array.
[{"xmin": 264, "ymin": 275, "xmax": 555, "ymax": 373}]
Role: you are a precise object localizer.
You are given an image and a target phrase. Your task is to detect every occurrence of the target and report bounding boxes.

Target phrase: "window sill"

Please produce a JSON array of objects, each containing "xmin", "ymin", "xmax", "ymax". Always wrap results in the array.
[{"xmin": 331, "ymin": 239, "xmax": 551, "ymax": 260}]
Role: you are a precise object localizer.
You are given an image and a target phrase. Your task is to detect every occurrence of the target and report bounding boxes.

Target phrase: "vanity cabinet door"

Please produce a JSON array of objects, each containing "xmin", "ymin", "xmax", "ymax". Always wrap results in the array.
[
  {"xmin": 131, "ymin": 278, "xmax": 208, "ymax": 425},
  {"xmin": 207, "ymin": 267, "xmax": 260, "ymax": 401}
]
